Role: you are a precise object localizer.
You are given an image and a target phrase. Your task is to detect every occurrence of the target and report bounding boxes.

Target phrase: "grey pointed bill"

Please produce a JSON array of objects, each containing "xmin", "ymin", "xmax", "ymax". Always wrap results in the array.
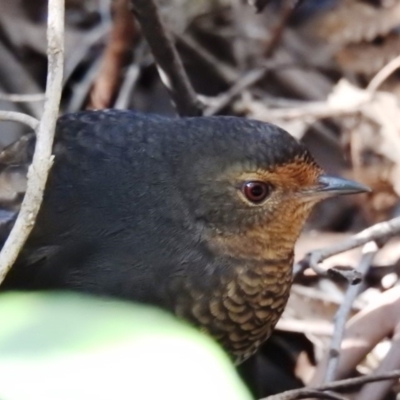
[{"xmin": 303, "ymin": 174, "xmax": 371, "ymax": 199}]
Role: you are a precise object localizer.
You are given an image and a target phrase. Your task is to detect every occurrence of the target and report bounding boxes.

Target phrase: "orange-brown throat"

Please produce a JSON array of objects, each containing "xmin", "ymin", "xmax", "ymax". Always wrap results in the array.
[{"xmin": 221, "ymin": 158, "xmax": 323, "ymax": 261}]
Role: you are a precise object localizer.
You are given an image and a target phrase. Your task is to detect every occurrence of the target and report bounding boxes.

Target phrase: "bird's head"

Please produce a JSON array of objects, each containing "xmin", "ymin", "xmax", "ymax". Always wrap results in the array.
[{"xmin": 168, "ymin": 116, "xmax": 369, "ymax": 261}]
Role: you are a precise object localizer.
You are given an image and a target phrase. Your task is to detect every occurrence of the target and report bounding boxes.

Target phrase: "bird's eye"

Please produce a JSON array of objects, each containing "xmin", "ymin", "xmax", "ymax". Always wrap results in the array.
[{"xmin": 242, "ymin": 181, "xmax": 271, "ymax": 204}]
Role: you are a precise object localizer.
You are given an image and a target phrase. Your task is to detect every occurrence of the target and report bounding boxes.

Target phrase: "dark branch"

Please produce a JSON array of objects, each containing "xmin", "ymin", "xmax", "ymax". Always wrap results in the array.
[{"xmin": 130, "ymin": 0, "xmax": 203, "ymax": 116}]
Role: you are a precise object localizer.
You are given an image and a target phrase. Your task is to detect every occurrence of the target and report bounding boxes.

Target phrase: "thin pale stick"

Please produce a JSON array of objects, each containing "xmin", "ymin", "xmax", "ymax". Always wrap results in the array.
[
  {"xmin": 0, "ymin": 93, "xmax": 45, "ymax": 103},
  {"xmin": 0, "ymin": 0, "xmax": 64, "ymax": 284},
  {"xmin": 367, "ymin": 55, "xmax": 400, "ymax": 93}
]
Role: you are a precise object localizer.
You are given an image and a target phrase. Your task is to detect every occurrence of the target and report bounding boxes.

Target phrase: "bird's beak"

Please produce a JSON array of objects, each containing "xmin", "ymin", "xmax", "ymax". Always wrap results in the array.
[{"xmin": 302, "ymin": 174, "xmax": 371, "ymax": 199}]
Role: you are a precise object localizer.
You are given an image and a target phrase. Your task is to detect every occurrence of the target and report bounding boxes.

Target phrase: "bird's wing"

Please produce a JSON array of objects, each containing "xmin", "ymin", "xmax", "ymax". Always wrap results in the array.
[
  {"xmin": 0, "ymin": 133, "xmax": 35, "ymax": 212},
  {"xmin": 0, "ymin": 109, "xmax": 168, "ymax": 211},
  {"xmin": 0, "ymin": 244, "xmax": 63, "ymax": 291}
]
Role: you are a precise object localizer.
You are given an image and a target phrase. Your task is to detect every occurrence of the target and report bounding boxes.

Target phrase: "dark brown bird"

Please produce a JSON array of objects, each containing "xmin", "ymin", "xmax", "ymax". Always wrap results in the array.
[{"xmin": 0, "ymin": 110, "xmax": 368, "ymax": 363}]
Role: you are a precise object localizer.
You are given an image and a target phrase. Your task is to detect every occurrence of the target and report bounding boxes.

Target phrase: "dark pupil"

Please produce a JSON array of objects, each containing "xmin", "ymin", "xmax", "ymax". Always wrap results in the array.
[{"xmin": 250, "ymin": 184, "xmax": 264, "ymax": 198}]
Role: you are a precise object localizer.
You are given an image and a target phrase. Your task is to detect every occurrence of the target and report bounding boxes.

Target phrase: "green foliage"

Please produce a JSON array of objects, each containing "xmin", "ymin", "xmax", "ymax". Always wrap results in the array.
[{"xmin": 0, "ymin": 292, "xmax": 252, "ymax": 400}]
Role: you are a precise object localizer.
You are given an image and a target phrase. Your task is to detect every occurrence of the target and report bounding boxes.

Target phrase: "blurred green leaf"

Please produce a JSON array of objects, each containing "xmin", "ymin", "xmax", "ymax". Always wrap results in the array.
[{"xmin": 0, "ymin": 292, "xmax": 252, "ymax": 400}]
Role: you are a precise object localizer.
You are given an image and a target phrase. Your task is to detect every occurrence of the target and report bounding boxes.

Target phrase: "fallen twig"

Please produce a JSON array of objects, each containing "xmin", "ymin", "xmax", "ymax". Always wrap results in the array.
[
  {"xmin": 114, "ymin": 63, "xmax": 140, "ymax": 109},
  {"xmin": 310, "ymin": 287, "xmax": 400, "ymax": 400},
  {"xmin": 262, "ymin": 369, "xmax": 400, "ymax": 400},
  {"xmin": 0, "ymin": 93, "xmax": 45, "ymax": 103},
  {"xmin": 178, "ymin": 34, "xmax": 239, "ymax": 85},
  {"xmin": 0, "ymin": 0, "xmax": 64, "ymax": 285},
  {"xmin": 367, "ymin": 54, "xmax": 400, "ymax": 93},
  {"xmin": 203, "ymin": 67, "xmax": 268, "ymax": 116},
  {"xmin": 203, "ymin": 62, "xmax": 303, "ymax": 116},
  {"xmin": 67, "ymin": 57, "xmax": 102, "ymax": 113},
  {"xmin": 293, "ymin": 216, "xmax": 400, "ymax": 282},
  {"xmin": 266, "ymin": 390, "xmax": 348, "ymax": 400},
  {"xmin": 63, "ymin": 23, "xmax": 110, "ymax": 85},
  {"xmin": 240, "ymin": 97, "xmax": 366, "ymax": 122},
  {"xmin": 0, "ymin": 41, "xmax": 44, "ymax": 118},
  {"xmin": 323, "ymin": 242, "xmax": 379, "ymax": 383}
]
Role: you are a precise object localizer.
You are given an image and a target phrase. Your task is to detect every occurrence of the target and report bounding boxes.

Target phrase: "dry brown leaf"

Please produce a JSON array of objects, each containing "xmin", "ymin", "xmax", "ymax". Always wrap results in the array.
[
  {"xmin": 310, "ymin": 0, "xmax": 400, "ymax": 45},
  {"xmin": 336, "ymin": 33, "xmax": 400, "ymax": 75}
]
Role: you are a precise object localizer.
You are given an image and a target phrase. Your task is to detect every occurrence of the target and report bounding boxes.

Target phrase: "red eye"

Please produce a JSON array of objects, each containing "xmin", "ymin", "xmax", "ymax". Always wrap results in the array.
[{"xmin": 242, "ymin": 181, "xmax": 271, "ymax": 204}]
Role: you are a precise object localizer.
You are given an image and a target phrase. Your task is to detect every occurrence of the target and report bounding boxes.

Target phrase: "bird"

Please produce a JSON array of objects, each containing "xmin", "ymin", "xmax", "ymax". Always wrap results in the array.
[{"xmin": 0, "ymin": 109, "xmax": 369, "ymax": 364}]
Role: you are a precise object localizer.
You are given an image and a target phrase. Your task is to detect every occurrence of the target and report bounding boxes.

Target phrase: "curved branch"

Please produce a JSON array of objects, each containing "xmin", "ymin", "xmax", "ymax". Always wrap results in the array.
[{"xmin": 0, "ymin": 111, "xmax": 40, "ymax": 131}]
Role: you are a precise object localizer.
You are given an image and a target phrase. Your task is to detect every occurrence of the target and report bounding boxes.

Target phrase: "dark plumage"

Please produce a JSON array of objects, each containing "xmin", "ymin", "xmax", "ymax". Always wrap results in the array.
[{"xmin": 0, "ymin": 110, "xmax": 368, "ymax": 363}]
